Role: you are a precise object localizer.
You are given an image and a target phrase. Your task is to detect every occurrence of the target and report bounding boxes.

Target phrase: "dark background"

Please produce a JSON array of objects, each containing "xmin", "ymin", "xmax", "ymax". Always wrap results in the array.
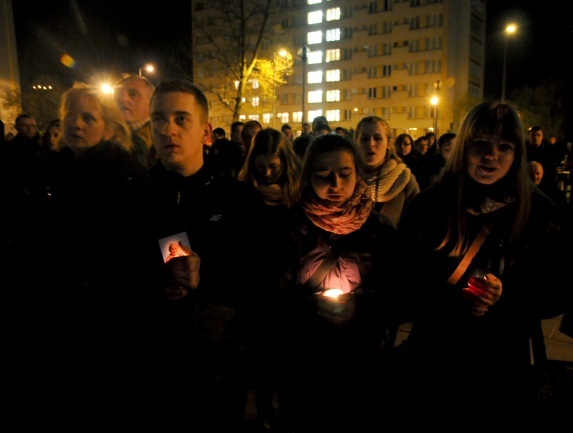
[{"xmin": 12, "ymin": 1, "xmax": 572, "ymax": 98}]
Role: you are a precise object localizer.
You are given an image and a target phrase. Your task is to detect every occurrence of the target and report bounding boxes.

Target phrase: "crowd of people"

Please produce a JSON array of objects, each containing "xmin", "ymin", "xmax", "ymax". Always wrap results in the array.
[{"xmin": 2, "ymin": 80, "xmax": 572, "ymax": 431}]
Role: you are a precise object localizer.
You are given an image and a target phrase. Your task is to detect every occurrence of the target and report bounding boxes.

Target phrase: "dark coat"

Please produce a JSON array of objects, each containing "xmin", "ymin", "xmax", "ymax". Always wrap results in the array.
[{"xmin": 397, "ymin": 185, "xmax": 573, "ymax": 420}]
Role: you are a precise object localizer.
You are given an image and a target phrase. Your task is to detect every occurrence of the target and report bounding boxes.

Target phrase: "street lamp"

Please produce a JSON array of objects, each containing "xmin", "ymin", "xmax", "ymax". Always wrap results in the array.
[
  {"xmin": 139, "ymin": 63, "xmax": 155, "ymax": 76},
  {"xmin": 273, "ymin": 50, "xmax": 288, "ymax": 128},
  {"xmin": 297, "ymin": 46, "xmax": 309, "ymax": 124},
  {"xmin": 501, "ymin": 23, "xmax": 517, "ymax": 102}
]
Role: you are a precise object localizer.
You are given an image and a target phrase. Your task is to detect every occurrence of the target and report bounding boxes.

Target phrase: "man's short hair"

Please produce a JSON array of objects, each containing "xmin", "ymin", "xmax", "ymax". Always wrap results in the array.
[{"xmin": 152, "ymin": 78, "xmax": 209, "ymax": 123}]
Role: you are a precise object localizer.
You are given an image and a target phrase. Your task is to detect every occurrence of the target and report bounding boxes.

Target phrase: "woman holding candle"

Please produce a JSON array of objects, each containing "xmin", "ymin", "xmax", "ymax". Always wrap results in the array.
[
  {"xmin": 277, "ymin": 133, "xmax": 401, "ymax": 431},
  {"xmin": 397, "ymin": 101, "xmax": 573, "ymax": 425}
]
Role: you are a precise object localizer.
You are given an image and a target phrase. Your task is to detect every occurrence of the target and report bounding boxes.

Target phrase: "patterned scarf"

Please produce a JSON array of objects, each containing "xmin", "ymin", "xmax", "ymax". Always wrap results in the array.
[
  {"xmin": 302, "ymin": 178, "xmax": 373, "ymax": 235},
  {"xmin": 258, "ymin": 183, "xmax": 287, "ymax": 206},
  {"xmin": 365, "ymin": 158, "xmax": 412, "ymax": 203}
]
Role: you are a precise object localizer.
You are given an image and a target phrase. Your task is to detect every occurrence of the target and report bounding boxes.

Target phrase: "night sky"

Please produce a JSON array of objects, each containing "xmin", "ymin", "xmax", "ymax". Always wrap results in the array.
[{"xmin": 12, "ymin": 1, "xmax": 571, "ymax": 97}]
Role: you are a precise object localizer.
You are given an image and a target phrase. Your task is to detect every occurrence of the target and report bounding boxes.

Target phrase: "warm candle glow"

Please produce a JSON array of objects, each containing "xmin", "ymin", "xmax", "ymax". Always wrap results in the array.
[{"xmin": 322, "ymin": 288, "xmax": 344, "ymax": 298}]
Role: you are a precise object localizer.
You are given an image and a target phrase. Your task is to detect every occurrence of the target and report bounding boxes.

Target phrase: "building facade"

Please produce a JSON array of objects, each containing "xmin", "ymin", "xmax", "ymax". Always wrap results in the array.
[
  {"xmin": 192, "ymin": 0, "xmax": 486, "ymax": 140},
  {"xmin": 0, "ymin": 0, "xmax": 21, "ymax": 133}
]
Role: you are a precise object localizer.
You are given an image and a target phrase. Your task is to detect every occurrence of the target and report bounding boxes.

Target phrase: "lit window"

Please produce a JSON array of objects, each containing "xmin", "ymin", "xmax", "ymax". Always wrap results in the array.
[
  {"xmin": 326, "ymin": 28, "xmax": 341, "ymax": 42},
  {"xmin": 326, "ymin": 8, "xmax": 341, "ymax": 21},
  {"xmin": 326, "ymin": 110, "xmax": 340, "ymax": 121},
  {"xmin": 263, "ymin": 113, "xmax": 271, "ymax": 124},
  {"xmin": 235, "ymin": 80, "xmax": 240, "ymax": 89},
  {"xmin": 308, "ymin": 31, "xmax": 323, "ymax": 45},
  {"xmin": 326, "ymin": 69, "xmax": 340, "ymax": 82},
  {"xmin": 326, "ymin": 49, "xmax": 340, "ymax": 62},
  {"xmin": 308, "ymin": 90, "xmax": 323, "ymax": 103},
  {"xmin": 308, "ymin": 71, "xmax": 323, "ymax": 84},
  {"xmin": 308, "ymin": 11, "xmax": 323, "ymax": 24},
  {"xmin": 252, "ymin": 79, "xmax": 259, "ymax": 89},
  {"xmin": 252, "ymin": 97, "xmax": 260, "ymax": 107},
  {"xmin": 308, "ymin": 0, "xmax": 322, "ymax": 4},
  {"xmin": 293, "ymin": 112, "xmax": 302, "ymax": 123},
  {"xmin": 308, "ymin": 51, "xmax": 323, "ymax": 64},
  {"xmin": 308, "ymin": 110, "xmax": 323, "ymax": 121},
  {"xmin": 326, "ymin": 90, "xmax": 340, "ymax": 102}
]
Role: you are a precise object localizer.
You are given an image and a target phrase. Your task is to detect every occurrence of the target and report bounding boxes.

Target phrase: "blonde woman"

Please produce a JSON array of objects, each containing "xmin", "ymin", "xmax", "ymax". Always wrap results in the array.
[
  {"xmin": 11, "ymin": 81, "xmax": 154, "ymax": 420},
  {"xmin": 354, "ymin": 116, "xmax": 419, "ymax": 227}
]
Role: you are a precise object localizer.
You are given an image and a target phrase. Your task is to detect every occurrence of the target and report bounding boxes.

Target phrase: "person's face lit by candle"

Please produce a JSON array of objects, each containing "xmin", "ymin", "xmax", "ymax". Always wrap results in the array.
[{"xmin": 311, "ymin": 149, "xmax": 357, "ymax": 208}]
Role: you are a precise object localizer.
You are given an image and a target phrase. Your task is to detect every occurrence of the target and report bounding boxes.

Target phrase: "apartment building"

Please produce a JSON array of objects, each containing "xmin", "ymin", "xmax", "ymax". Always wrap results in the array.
[{"xmin": 192, "ymin": 0, "xmax": 486, "ymax": 139}]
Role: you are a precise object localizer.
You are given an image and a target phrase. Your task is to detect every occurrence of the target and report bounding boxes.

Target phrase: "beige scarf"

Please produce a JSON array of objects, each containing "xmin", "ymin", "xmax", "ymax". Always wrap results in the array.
[
  {"xmin": 365, "ymin": 158, "xmax": 411, "ymax": 203},
  {"xmin": 258, "ymin": 183, "xmax": 287, "ymax": 206}
]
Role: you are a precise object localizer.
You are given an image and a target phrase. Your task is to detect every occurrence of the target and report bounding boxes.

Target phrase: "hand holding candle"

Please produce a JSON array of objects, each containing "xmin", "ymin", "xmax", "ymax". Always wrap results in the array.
[{"xmin": 462, "ymin": 273, "xmax": 502, "ymax": 317}]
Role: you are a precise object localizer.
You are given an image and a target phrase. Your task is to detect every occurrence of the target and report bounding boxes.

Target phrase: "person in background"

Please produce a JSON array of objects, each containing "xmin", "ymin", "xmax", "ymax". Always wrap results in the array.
[
  {"xmin": 526, "ymin": 126, "xmax": 559, "ymax": 189},
  {"xmin": 147, "ymin": 78, "xmax": 267, "ymax": 431},
  {"xmin": 293, "ymin": 133, "xmax": 314, "ymax": 161},
  {"xmin": 278, "ymin": 133, "xmax": 400, "ymax": 431},
  {"xmin": 237, "ymin": 127, "xmax": 302, "ymax": 431},
  {"xmin": 398, "ymin": 101, "xmax": 572, "ymax": 426},
  {"xmin": 114, "ymin": 73, "xmax": 157, "ymax": 168},
  {"xmin": 3, "ymin": 114, "xmax": 57, "ymax": 261},
  {"xmin": 354, "ymin": 116, "xmax": 419, "ymax": 228},
  {"xmin": 395, "ymin": 132, "xmax": 428, "ymax": 190},
  {"xmin": 300, "ymin": 122, "xmax": 312, "ymax": 137},
  {"xmin": 334, "ymin": 126, "xmax": 349, "ymax": 137},
  {"xmin": 228, "ymin": 119, "xmax": 263, "ymax": 178},
  {"xmin": 40, "ymin": 119, "xmax": 61, "ymax": 154},
  {"xmin": 312, "ymin": 115, "xmax": 331, "ymax": 136},
  {"xmin": 212, "ymin": 126, "xmax": 226, "ymax": 142},
  {"xmin": 425, "ymin": 131, "xmax": 437, "ymax": 155},
  {"xmin": 414, "ymin": 135, "xmax": 430, "ymax": 155},
  {"xmin": 428, "ymin": 132, "xmax": 456, "ymax": 185},
  {"xmin": 528, "ymin": 160, "xmax": 569, "ymax": 212},
  {"xmin": 280, "ymin": 123, "xmax": 294, "ymax": 144}
]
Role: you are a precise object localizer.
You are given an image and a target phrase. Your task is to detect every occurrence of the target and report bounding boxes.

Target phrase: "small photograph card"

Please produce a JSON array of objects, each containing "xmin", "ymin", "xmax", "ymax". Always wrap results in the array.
[{"xmin": 158, "ymin": 231, "xmax": 191, "ymax": 263}]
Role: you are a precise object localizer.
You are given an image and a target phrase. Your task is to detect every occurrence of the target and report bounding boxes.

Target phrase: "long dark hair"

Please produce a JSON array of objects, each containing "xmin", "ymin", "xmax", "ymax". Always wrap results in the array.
[{"xmin": 437, "ymin": 101, "xmax": 532, "ymax": 255}]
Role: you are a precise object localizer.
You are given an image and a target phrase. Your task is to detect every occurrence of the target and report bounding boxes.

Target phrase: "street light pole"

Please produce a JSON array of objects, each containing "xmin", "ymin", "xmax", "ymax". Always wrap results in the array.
[
  {"xmin": 299, "ymin": 46, "xmax": 308, "ymax": 124},
  {"xmin": 501, "ymin": 24, "xmax": 517, "ymax": 102},
  {"xmin": 431, "ymin": 80, "xmax": 441, "ymax": 137},
  {"xmin": 273, "ymin": 52, "xmax": 276, "ymax": 128},
  {"xmin": 272, "ymin": 50, "xmax": 288, "ymax": 129},
  {"xmin": 431, "ymin": 96, "xmax": 438, "ymax": 137}
]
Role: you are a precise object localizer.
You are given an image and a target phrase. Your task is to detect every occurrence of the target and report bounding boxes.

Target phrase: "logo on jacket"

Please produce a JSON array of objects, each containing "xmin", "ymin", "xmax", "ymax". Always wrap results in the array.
[{"xmin": 209, "ymin": 214, "xmax": 223, "ymax": 222}]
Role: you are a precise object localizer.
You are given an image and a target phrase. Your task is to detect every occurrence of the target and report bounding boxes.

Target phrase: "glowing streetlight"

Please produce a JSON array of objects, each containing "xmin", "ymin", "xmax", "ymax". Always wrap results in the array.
[
  {"xmin": 501, "ymin": 23, "xmax": 517, "ymax": 102},
  {"xmin": 273, "ymin": 50, "xmax": 288, "ymax": 128},
  {"xmin": 139, "ymin": 64, "xmax": 155, "ymax": 76}
]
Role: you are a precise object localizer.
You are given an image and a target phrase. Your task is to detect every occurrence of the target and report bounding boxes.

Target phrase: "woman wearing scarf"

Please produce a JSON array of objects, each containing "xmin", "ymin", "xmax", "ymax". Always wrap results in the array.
[
  {"xmin": 354, "ymin": 116, "xmax": 420, "ymax": 228},
  {"xmin": 278, "ymin": 133, "xmax": 401, "ymax": 432}
]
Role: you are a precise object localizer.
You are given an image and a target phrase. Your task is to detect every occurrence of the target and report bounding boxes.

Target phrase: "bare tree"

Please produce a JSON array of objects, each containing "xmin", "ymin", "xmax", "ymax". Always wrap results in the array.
[{"xmin": 192, "ymin": 0, "xmax": 291, "ymax": 123}]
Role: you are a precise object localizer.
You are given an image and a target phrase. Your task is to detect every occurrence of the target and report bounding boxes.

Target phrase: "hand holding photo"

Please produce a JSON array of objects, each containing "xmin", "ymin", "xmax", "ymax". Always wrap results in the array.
[{"xmin": 158, "ymin": 232, "xmax": 192, "ymax": 263}]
